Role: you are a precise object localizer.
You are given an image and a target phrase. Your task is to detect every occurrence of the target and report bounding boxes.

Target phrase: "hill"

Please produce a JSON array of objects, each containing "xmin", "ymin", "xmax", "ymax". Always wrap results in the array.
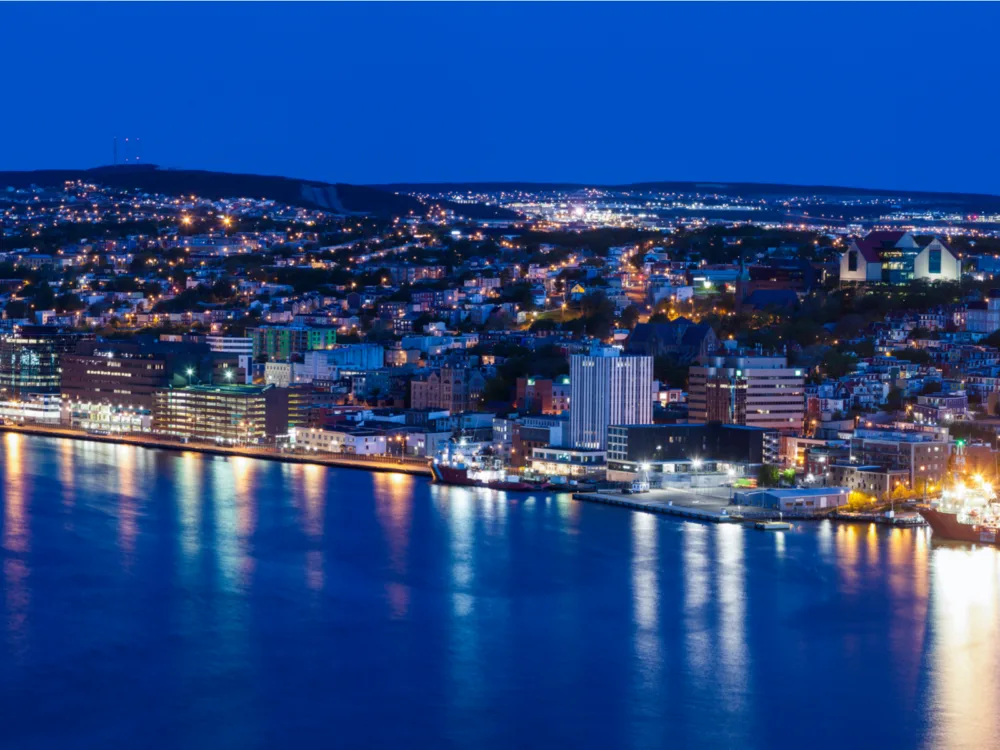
[{"xmin": 0, "ymin": 165, "xmax": 519, "ymax": 220}]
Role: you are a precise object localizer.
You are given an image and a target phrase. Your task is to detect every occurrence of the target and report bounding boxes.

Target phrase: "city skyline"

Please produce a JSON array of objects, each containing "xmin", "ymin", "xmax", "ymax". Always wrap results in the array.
[{"xmin": 2, "ymin": 3, "xmax": 999, "ymax": 193}]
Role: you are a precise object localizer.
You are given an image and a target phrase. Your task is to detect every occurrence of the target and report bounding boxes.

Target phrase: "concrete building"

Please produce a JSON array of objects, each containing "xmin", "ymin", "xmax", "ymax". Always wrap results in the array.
[
  {"xmin": 849, "ymin": 427, "xmax": 951, "ymax": 494},
  {"xmin": 688, "ymin": 351, "xmax": 804, "ymax": 433},
  {"xmin": 515, "ymin": 375, "xmax": 571, "ymax": 415},
  {"xmin": 152, "ymin": 384, "xmax": 288, "ymax": 443},
  {"xmin": 826, "ymin": 464, "xmax": 910, "ymax": 499},
  {"xmin": 606, "ymin": 422, "xmax": 780, "ymax": 480},
  {"xmin": 569, "ymin": 347, "xmax": 653, "ymax": 450},
  {"xmin": 292, "ymin": 425, "xmax": 387, "ymax": 455},
  {"xmin": 528, "ymin": 446, "xmax": 606, "ymax": 479},
  {"xmin": 511, "ymin": 414, "xmax": 566, "ymax": 467},
  {"xmin": 911, "ymin": 392, "xmax": 968, "ymax": 425},
  {"xmin": 61, "ymin": 341, "xmax": 169, "ymax": 431},
  {"xmin": 410, "ymin": 367, "xmax": 486, "ymax": 413},
  {"xmin": 966, "ymin": 290, "xmax": 1000, "ymax": 334}
]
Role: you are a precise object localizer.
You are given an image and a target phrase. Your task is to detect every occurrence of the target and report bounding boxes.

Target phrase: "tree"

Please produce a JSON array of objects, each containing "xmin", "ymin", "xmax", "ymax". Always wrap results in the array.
[
  {"xmin": 55, "ymin": 293, "xmax": 85, "ymax": 313},
  {"xmin": 847, "ymin": 490, "xmax": 875, "ymax": 510},
  {"xmin": 621, "ymin": 304, "xmax": 641, "ymax": 330},
  {"xmin": 886, "ymin": 386, "xmax": 903, "ymax": 411},
  {"xmin": 3, "ymin": 300, "xmax": 29, "ymax": 319},
  {"xmin": 757, "ymin": 464, "xmax": 780, "ymax": 487},
  {"xmin": 822, "ymin": 349, "xmax": 857, "ymax": 379},
  {"xmin": 29, "ymin": 280, "xmax": 55, "ymax": 309},
  {"xmin": 921, "ymin": 381, "xmax": 942, "ymax": 396},
  {"xmin": 653, "ymin": 355, "xmax": 689, "ymax": 389},
  {"xmin": 889, "ymin": 483, "xmax": 915, "ymax": 503},
  {"xmin": 580, "ymin": 291, "xmax": 616, "ymax": 340},
  {"xmin": 482, "ymin": 376, "xmax": 513, "ymax": 406}
]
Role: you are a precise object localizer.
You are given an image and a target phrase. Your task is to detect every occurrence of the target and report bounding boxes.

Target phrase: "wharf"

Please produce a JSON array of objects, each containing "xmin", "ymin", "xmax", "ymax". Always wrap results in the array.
[
  {"xmin": 0, "ymin": 423, "xmax": 434, "ymax": 476},
  {"xmin": 572, "ymin": 488, "xmax": 737, "ymax": 523}
]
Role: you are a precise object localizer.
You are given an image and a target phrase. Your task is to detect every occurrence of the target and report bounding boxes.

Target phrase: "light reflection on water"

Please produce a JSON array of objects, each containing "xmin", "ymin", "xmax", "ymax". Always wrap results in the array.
[{"xmin": 0, "ymin": 435, "xmax": 999, "ymax": 748}]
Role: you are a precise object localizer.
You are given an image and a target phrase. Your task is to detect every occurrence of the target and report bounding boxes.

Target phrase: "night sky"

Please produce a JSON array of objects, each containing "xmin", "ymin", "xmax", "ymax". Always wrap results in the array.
[{"xmin": 3, "ymin": 2, "xmax": 998, "ymax": 193}]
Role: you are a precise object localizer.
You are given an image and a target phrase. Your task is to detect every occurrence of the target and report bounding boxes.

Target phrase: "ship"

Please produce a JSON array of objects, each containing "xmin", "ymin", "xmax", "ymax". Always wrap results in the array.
[
  {"xmin": 918, "ymin": 476, "xmax": 1000, "ymax": 547},
  {"xmin": 430, "ymin": 437, "xmax": 553, "ymax": 492}
]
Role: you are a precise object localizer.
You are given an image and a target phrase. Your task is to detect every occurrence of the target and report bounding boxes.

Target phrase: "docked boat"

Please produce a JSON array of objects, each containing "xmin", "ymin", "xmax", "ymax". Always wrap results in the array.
[
  {"xmin": 918, "ymin": 476, "xmax": 1000, "ymax": 547},
  {"xmin": 431, "ymin": 438, "xmax": 553, "ymax": 492}
]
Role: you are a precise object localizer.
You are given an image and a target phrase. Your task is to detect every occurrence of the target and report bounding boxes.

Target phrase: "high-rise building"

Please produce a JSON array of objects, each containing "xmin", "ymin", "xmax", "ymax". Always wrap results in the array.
[
  {"xmin": 569, "ymin": 347, "xmax": 653, "ymax": 450},
  {"xmin": 0, "ymin": 325, "xmax": 93, "ymax": 399},
  {"xmin": 688, "ymin": 351, "xmax": 804, "ymax": 433}
]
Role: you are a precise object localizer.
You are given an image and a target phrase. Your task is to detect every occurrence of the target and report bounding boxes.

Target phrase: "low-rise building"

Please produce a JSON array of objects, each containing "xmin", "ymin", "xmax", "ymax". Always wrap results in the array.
[
  {"xmin": 292, "ymin": 424, "xmax": 387, "ymax": 455},
  {"xmin": 733, "ymin": 487, "xmax": 849, "ymax": 515}
]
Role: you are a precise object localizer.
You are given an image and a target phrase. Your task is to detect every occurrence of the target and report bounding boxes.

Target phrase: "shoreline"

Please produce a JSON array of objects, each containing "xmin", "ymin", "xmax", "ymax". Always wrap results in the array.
[{"xmin": 0, "ymin": 423, "xmax": 434, "ymax": 477}]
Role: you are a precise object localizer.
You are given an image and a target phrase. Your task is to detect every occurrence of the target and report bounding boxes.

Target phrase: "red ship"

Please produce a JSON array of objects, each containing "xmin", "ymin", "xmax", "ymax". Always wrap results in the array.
[
  {"xmin": 919, "ymin": 506, "xmax": 1000, "ymax": 547},
  {"xmin": 431, "ymin": 437, "xmax": 553, "ymax": 492},
  {"xmin": 918, "ymin": 476, "xmax": 1000, "ymax": 547},
  {"xmin": 431, "ymin": 462, "xmax": 552, "ymax": 492}
]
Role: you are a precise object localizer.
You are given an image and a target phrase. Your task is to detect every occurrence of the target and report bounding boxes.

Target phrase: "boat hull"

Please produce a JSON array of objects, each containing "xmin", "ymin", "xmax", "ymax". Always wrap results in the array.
[
  {"xmin": 431, "ymin": 463, "xmax": 551, "ymax": 492},
  {"xmin": 919, "ymin": 507, "xmax": 1000, "ymax": 547}
]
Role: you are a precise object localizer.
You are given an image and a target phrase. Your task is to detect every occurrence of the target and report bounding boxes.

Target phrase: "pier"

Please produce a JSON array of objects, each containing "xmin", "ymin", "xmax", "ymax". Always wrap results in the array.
[{"xmin": 572, "ymin": 488, "xmax": 738, "ymax": 523}]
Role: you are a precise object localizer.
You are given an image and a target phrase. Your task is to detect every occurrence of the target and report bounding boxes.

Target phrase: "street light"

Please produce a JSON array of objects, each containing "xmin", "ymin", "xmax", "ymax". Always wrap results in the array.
[{"xmin": 186, "ymin": 367, "xmax": 194, "ymax": 386}]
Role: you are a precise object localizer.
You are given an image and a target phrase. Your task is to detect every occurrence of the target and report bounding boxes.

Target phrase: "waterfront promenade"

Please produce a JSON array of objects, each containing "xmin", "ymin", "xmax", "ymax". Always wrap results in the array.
[
  {"xmin": 574, "ymin": 487, "xmax": 739, "ymax": 523},
  {"xmin": 0, "ymin": 422, "xmax": 434, "ymax": 476}
]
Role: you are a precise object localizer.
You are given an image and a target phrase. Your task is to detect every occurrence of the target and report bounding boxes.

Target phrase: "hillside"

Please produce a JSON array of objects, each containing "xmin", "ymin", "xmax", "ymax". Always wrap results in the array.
[{"xmin": 0, "ymin": 165, "xmax": 519, "ymax": 220}]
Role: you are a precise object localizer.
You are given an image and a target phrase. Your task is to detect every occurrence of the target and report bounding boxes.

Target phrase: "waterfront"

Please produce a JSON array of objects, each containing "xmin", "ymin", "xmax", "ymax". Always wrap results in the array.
[{"xmin": 2, "ymin": 434, "xmax": 1000, "ymax": 748}]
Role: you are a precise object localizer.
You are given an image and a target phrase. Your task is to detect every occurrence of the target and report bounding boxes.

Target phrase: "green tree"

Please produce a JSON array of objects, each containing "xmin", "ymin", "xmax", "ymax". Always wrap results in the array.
[
  {"xmin": 621, "ymin": 304, "xmax": 641, "ymax": 330},
  {"xmin": 757, "ymin": 464, "xmax": 780, "ymax": 488},
  {"xmin": 886, "ymin": 386, "xmax": 903, "ymax": 411},
  {"xmin": 3, "ymin": 299, "xmax": 29, "ymax": 319}
]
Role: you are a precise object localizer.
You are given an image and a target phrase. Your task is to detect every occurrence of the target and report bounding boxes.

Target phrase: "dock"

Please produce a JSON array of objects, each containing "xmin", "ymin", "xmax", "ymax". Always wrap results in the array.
[
  {"xmin": 755, "ymin": 521, "xmax": 792, "ymax": 531},
  {"xmin": 572, "ymin": 488, "xmax": 738, "ymax": 523}
]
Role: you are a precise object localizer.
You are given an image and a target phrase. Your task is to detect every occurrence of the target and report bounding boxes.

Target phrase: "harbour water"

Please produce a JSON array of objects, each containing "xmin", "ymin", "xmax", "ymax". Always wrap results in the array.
[{"xmin": 1, "ymin": 433, "xmax": 999, "ymax": 749}]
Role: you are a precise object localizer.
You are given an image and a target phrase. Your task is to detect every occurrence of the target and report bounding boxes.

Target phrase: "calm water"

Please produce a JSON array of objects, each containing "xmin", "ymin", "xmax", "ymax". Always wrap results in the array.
[{"xmin": 1, "ymin": 433, "xmax": 999, "ymax": 749}]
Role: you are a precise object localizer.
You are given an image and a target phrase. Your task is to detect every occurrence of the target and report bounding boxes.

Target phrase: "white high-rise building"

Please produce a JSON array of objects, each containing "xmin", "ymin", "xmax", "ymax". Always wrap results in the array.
[{"xmin": 569, "ymin": 347, "xmax": 653, "ymax": 450}]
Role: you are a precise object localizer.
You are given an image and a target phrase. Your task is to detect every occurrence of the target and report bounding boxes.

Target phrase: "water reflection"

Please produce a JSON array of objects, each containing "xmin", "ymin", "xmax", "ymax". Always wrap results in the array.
[
  {"xmin": 631, "ymin": 513, "xmax": 661, "ymax": 696},
  {"xmin": 1, "ymin": 435, "xmax": 1000, "ymax": 749},
  {"xmin": 2, "ymin": 432, "xmax": 29, "ymax": 660},
  {"xmin": 682, "ymin": 523, "xmax": 712, "ymax": 684},
  {"xmin": 926, "ymin": 547, "xmax": 1000, "ymax": 748},
  {"xmin": 716, "ymin": 524, "xmax": 747, "ymax": 712},
  {"xmin": 301, "ymin": 464, "xmax": 325, "ymax": 592},
  {"xmin": 117, "ymin": 445, "xmax": 138, "ymax": 569}
]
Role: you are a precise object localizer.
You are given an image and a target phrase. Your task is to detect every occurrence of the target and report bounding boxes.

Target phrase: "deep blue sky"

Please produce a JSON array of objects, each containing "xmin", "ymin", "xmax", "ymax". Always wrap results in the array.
[{"xmin": 3, "ymin": 3, "xmax": 999, "ymax": 193}]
